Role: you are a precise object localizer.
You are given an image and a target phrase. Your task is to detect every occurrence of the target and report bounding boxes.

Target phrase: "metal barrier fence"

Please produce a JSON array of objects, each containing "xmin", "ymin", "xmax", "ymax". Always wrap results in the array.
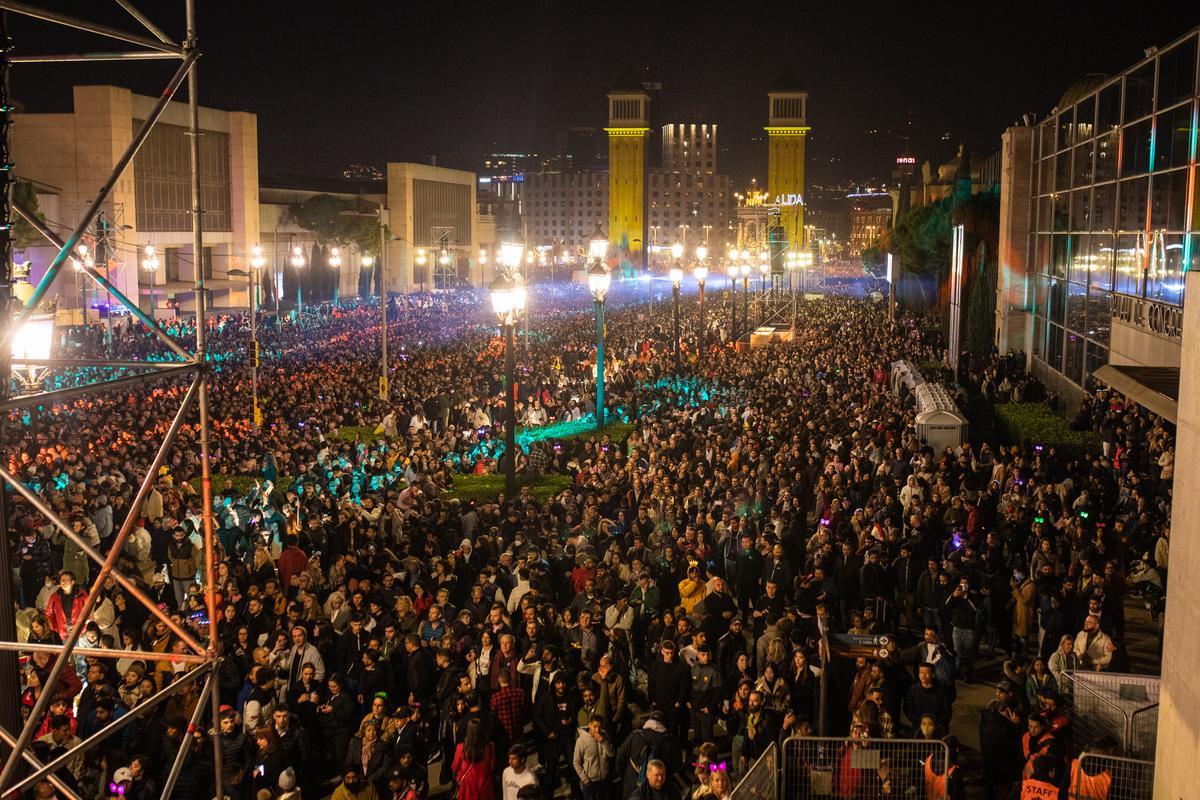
[
  {"xmin": 731, "ymin": 742, "xmax": 777, "ymax": 800},
  {"xmin": 1069, "ymin": 753, "xmax": 1154, "ymax": 800},
  {"xmin": 781, "ymin": 736, "xmax": 951, "ymax": 800},
  {"xmin": 1063, "ymin": 671, "xmax": 1160, "ymax": 758}
]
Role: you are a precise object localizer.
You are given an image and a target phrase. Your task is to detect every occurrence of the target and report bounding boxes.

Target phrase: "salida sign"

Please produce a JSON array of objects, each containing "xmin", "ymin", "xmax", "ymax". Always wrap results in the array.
[{"xmin": 773, "ymin": 193, "xmax": 804, "ymax": 207}]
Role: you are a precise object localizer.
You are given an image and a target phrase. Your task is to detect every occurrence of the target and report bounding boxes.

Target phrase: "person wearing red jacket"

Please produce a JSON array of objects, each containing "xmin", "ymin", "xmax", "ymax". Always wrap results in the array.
[
  {"xmin": 278, "ymin": 535, "xmax": 310, "ymax": 588},
  {"xmin": 44, "ymin": 571, "xmax": 88, "ymax": 639}
]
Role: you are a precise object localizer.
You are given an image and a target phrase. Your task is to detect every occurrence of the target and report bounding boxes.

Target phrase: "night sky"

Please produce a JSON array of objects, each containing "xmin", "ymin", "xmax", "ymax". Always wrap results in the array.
[{"xmin": 7, "ymin": 2, "xmax": 1199, "ymax": 187}]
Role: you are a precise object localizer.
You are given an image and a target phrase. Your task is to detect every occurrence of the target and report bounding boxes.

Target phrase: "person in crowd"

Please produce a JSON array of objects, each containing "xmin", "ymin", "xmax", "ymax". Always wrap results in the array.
[{"xmin": 1, "ymin": 290, "xmax": 1168, "ymax": 798}]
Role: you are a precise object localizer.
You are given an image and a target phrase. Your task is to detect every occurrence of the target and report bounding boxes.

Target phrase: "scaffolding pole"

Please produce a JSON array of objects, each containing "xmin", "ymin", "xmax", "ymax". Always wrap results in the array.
[{"xmin": 0, "ymin": 2, "xmax": 220, "ymax": 797}]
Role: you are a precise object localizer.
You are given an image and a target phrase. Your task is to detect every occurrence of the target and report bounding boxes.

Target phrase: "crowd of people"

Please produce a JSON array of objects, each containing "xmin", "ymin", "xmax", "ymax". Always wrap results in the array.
[{"xmin": 6, "ymin": 280, "xmax": 1170, "ymax": 800}]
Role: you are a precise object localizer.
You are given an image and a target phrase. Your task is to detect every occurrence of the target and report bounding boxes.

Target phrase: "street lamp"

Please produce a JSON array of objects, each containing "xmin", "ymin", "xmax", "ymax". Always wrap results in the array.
[
  {"xmin": 141, "ymin": 244, "xmax": 159, "ymax": 320},
  {"xmin": 328, "ymin": 246, "xmax": 342, "ymax": 306},
  {"xmin": 478, "ymin": 248, "xmax": 488, "ymax": 288},
  {"xmin": 740, "ymin": 262, "xmax": 751, "ymax": 341},
  {"xmin": 416, "ymin": 248, "xmax": 428, "ymax": 292},
  {"xmin": 76, "ymin": 244, "xmax": 94, "ymax": 325},
  {"xmin": 669, "ymin": 265, "xmax": 683, "ymax": 373},
  {"xmin": 693, "ymin": 255, "xmax": 708, "ymax": 357},
  {"xmin": 587, "ymin": 226, "xmax": 611, "ymax": 430},
  {"xmin": 726, "ymin": 262, "xmax": 739, "ymax": 342},
  {"xmin": 291, "ymin": 245, "xmax": 306, "ymax": 315},
  {"xmin": 249, "ymin": 245, "xmax": 266, "ymax": 430},
  {"xmin": 490, "ymin": 268, "xmax": 526, "ymax": 496}
]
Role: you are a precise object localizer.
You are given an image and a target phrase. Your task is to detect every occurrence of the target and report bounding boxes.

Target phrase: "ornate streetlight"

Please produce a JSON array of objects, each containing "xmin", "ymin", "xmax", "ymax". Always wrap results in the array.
[
  {"xmin": 328, "ymin": 246, "xmax": 342, "ymax": 306},
  {"xmin": 141, "ymin": 244, "xmax": 159, "ymax": 320},
  {"xmin": 249, "ymin": 245, "xmax": 266, "ymax": 430},
  {"xmin": 693, "ymin": 246, "xmax": 708, "ymax": 357},
  {"xmin": 491, "ymin": 240, "xmax": 526, "ymax": 495},
  {"xmin": 587, "ymin": 226, "xmax": 611, "ymax": 430},
  {"xmin": 669, "ymin": 265, "xmax": 683, "ymax": 373},
  {"xmin": 290, "ymin": 244, "xmax": 306, "ymax": 314},
  {"xmin": 740, "ymin": 262, "xmax": 751, "ymax": 343},
  {"xmin": 726, "ymin": 262, "xmax": 739, "ymax": 343}
]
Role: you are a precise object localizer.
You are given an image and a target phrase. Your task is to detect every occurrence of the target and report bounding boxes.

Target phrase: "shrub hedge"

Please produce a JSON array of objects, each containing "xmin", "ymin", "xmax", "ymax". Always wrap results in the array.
[{"xmin": 994, "ymin": 402, "xmax": 1101, "ymax": 460}]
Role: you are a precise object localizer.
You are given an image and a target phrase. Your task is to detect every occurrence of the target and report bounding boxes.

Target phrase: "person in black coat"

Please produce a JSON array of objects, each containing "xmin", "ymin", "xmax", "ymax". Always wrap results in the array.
[
  {"xmin": 401, "ymin": 635, "xmax": 436, "ymax": 705},
  {"xmin": 317, "ymin": 674, "xmax": 358, "ymax": 771},
  {"xmin": 336, "ymin": 615, "xmax": 371, "ymax": 673},
  {"xmin": 615, "ymin": 714, "xmax": 681, "ymax": 800},
  {"xmin": 903, "ymin": 664, "xmax": 953, "ymax": 732},
  {"xmin": 645, "ymin": 642, "xmax": 689, "ymax": 741},
  {"xmin": 732, "ymin": 535, "xmax": 763, "ymax": 614},
  {"xmin": 978, "ymin": 698, "xmax": 1023, "ymax": 800},
  {"xmin": 533, "ymin": 674, "xmax": 579, "ymax": 800},
  {"xmin": 730, "ymin": 691, "xmax": 781, "ymax": 770}
]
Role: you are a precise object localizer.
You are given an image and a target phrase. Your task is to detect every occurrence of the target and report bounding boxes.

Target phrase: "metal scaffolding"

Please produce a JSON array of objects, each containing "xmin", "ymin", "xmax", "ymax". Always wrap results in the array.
[{"xmin": 0, "ymin": 2, "xmax": 222, "ymax": 798}]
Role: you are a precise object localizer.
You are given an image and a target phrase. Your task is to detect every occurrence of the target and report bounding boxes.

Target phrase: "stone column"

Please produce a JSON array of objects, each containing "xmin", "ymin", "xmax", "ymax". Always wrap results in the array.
[{"xmin": 1154, "ymin": 268, "xmax": 1200, "ymax": 798}]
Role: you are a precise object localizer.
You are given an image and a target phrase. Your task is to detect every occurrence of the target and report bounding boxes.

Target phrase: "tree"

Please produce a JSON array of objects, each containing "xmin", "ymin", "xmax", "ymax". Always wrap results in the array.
[
  {"xmin": 290, "ymin": 194, "xmax": 381, "ymax": 256},
  {"xmin": 12, "ymin": 181, "xmax": 46, "ymax": 249}
]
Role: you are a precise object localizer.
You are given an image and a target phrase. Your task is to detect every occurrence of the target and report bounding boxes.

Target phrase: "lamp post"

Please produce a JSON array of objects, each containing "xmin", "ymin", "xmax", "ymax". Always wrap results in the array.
[
  {"xmin": 726, "ymin": 262, "xmax": 739, "ymax": 343},
  {"xmin": 141, "ymin": 244, "xmax": 159, "ymax": 320},
  {"xmin": 490, "ymin": 255, "xmax": 526, "ymax": 496},
  {"xmin": 587, "ymin": 227, "xmax": 611, "ymax": 430},
  {"xmin": 76, "ymin": 244, "xmax": 94, "ymax": 327},
  {"xmin": 328, "ymin": 246, "xmax": 342, "ymax": 307},
  {"xmin": 478, "ymin": 248, "xmax": 488, "ymax": 289},
  {"xmin": 291, "ymin": 245, "xmax": 306, "ymax": 315},
  {"xmin": 249, "ymin": 245, "xmax": 265, "ymax": 430},
  {"xmin": 694, "ymin": 247, "xmax": 708, "ymax": 357},
  {"xmin": 669, "ymin": 265, "xmax": 683, "ymax": 373},
  {"xmin": 414, "ymin": 248, "xmax": 427, "ymax": 293},
  {"xmin": 740, "ymin": 262, "xmax": 750, "ymax": 343}
]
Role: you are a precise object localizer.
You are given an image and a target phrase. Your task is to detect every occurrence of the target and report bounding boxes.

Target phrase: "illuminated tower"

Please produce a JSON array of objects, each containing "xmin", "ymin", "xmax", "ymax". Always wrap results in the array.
[
  {"xmin": 765, "ymin": 82, "xmax": 810, "ymax": 251},
  {"xmin": 606, "ymin": 88, "xmax": 650, "ymax": 270}
]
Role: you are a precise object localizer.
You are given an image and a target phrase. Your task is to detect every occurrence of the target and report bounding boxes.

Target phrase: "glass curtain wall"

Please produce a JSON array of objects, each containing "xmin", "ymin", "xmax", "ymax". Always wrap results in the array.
[{"xmin": 1031, "ymin": 31, "xmax": 1199, "ymax": 386}]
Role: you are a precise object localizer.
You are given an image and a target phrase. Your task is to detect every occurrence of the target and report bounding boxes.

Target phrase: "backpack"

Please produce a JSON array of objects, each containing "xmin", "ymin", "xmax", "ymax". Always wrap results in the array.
[{"xmin": 631, "ymin": 731, "xmax": 660, "ymax": 788}]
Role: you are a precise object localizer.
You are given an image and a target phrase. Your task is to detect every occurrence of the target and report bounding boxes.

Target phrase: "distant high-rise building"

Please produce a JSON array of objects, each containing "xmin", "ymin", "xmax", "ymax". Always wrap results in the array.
[
  {"xmin": 555, "ymin": 127, "xmax": 605, "ymax": 171},
  {"xmin": 662, "ymin": 123, "xmax": 717, "ymax": 174},
  {"xmin": 650, "ymin": 122, "xmax": 732, "ymax": 253},
  {"xmin": 523, "ymin": 171, "xmax": 609, "ymax": 255}
]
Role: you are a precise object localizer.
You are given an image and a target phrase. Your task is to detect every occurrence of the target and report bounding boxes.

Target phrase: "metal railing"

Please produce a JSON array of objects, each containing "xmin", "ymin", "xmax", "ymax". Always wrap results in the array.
[
  {"xmin": 781, "ymin": 736, "xmax": 950, "ymax": 800},
  {"xmin": 731, "ymin": 741, "xmax": 777, "ymax": 800},
  {"xmin": 1068, "ymin": 753, "xmax": 1154, "ymax": 800},
  {"xmin": 1063, "ymin": 671, "xmax": 1160, "ymax": 758}
]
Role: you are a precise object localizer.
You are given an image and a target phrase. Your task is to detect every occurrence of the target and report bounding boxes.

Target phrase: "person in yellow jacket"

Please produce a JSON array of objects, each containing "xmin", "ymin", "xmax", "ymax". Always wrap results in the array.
[{"xmin": 678, "ymin": 565, "xmax": 708, "ymax": 615}]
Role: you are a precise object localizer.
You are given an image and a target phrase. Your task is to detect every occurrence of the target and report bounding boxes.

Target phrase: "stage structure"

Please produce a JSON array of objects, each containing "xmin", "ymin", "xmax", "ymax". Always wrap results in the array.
[{"xmin": 0, "ymin": 2, "xmax": 223, "ymax": 798}]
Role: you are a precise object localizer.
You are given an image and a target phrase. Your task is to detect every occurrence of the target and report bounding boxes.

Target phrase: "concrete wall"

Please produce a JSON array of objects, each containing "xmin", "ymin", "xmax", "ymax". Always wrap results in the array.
[
  {"xmin": 1108, "ymin": 318, "xmax": 1183, "ymax": 368},
  {"xmin": 1154, "ymin": 268, "xmax": 1200, "ymax": 799},
  {"xmin": 13, "ymin": 86, "xmax": 259, "ymax": 316},
  {"xmin": 995, "ymin": 126, "xmax": 1034, "ymax": 354},
  {"xmin": 385, "ymin": 162, "xmax": 477, "ymax": 293},
  {"xmin": 226, "ymin": 111, "xmax": 261, "ymax": 308}
]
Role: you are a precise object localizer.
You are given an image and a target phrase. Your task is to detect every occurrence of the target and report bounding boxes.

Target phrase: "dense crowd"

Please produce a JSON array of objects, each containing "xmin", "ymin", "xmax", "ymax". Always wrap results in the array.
[{"xmin": 6, "ymin": 283, "xmax": 1171, "ymax": 800}]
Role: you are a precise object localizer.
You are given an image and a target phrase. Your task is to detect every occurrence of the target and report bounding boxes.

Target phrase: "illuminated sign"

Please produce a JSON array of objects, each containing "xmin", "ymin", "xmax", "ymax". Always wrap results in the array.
[
  {"xmin": 773, "ymin": 193, "xmax": 804, "ymax": 207},
  {"xmin": 896, "ymin": 156, "xmax": 916, "ymax": 165}
]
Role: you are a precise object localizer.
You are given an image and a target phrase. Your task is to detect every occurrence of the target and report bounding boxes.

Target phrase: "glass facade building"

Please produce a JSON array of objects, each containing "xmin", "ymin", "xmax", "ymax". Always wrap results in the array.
[{"xmin": 1030, "ymin": 30, "xmax": 1200, "ymax": 386}]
